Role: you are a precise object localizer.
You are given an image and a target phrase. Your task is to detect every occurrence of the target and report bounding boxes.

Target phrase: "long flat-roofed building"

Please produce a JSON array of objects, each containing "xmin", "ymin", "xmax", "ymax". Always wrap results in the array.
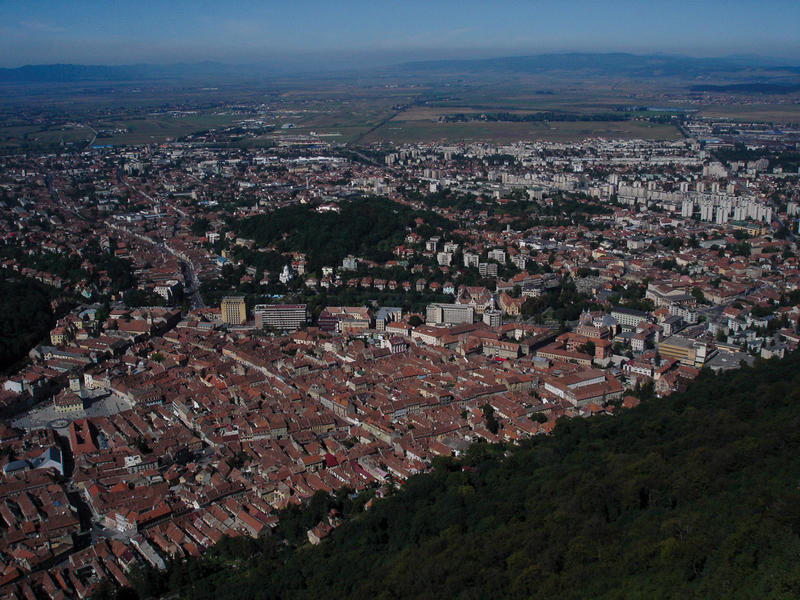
[
  {"xmin": 426, "ymin": 303, "xmax": 474, "ymax": 325},
  {"xmin": 658, "ymin": 335, "xmax": 716, "ymax": 367},
  {"xmin": 254, "ymin": 304, "xmax": 308, "ymax": 331}
]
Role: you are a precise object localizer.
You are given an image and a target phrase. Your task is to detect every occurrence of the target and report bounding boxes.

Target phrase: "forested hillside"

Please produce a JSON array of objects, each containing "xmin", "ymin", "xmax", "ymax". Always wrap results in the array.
[
  {"xmin": 0, "ymin": 270, "xmax": 56, "ymax": 372},
  {"xmin": 118, "ymin": 353, "xmax": 800, "ymax": 600},
  {"xmin": 232, "ymin": 197, "xmax": 452, "ymax": 272}
]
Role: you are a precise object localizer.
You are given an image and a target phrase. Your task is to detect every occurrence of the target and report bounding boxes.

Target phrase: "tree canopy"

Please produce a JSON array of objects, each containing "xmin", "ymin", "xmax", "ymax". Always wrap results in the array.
[
  {"xmin": 232, "ymin": 197, "xmax": 453, "ymax": 273},
  {"xmin": 0, "ymin": 270, "xmax": 56, "ymax": 372}
]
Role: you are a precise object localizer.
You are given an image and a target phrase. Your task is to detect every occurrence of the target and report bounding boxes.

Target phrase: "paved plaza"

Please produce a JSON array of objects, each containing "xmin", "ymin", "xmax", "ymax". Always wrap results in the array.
[{"xmin": 11, "ymin": 389, "xmax": 133, "ymax": 432}]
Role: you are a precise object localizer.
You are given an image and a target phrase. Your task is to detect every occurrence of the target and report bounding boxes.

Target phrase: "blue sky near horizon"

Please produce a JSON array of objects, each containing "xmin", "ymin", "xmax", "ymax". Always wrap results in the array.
[{"xmin": 1, "ymin": 0, "xmax": 799, "ymax": 68}]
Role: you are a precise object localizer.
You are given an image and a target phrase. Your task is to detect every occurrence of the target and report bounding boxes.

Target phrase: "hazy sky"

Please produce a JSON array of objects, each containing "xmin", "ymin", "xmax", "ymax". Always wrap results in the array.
[{"xmin": 1, "ymin": 0, "xmax": 799, "ymax": 68}]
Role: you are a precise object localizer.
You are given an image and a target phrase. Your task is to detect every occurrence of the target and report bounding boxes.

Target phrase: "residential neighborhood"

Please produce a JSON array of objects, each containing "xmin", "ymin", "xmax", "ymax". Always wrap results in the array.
[{"xmin": 1, "ymin": 107, "xmax": 799, "ymax": 598}]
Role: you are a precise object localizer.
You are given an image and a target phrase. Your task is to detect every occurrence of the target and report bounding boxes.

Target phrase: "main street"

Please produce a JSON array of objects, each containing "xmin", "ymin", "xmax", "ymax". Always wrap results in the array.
[{"xmin": 119, "ymin": 179, "xmax": 206, "ymax": 309}]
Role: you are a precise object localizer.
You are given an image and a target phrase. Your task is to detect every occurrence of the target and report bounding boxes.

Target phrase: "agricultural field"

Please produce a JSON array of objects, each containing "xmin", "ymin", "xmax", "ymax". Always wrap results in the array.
[
  {"xmin": 4, "ymin": 75, "xmax": 797, "ymax": 149},
  {"xmin": 0, "ymin": 123, "xmax": 95, "ymax": 151},
  {"xmin": 91, "ymin": 113, "xmax": 240, "ymax": 144},
  {"xmin": 281, "ymin": 82, "xmax": 688, "ymax": 143},
  {"xmin": 694, "ymin": 103, "xmax": 800, "ymax": 123},
  {"xmin": 363, "ymin": 115, "xmax": 682, "ymax": 144},
  {"xmin": 0, "ymin": 111, "xmax": 245, "ymax": 151}
]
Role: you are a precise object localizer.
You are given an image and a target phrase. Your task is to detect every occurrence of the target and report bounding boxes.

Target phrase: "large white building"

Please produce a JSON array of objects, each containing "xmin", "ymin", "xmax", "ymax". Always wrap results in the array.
[{"xmin": 426, "ymin": 303, "xmax": 474, "ymax": 325}]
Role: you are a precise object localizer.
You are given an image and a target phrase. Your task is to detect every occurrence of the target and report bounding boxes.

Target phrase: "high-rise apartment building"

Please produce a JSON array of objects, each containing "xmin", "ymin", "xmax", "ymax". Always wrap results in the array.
[{"xmin": 221, "ymin": 296, "xmax": 246, "ymax": 325}]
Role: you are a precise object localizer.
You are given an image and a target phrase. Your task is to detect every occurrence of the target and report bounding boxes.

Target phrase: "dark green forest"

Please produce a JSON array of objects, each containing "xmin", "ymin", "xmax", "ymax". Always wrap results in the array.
[
  {"xmin": 104, "ymin": 352, "xmax": 800, "ymax": 600},
  {"xmin": 713, "ymin": 146, "xmax": 800, "ymax": 173},
  {"xmin": 232, "ymin": 197, "xmax": 453, "ymax": 272},
  {"xmin": 0, "ymin": 243, "xmax": 134, "ymax": 293},
  {"xmin": 0, "ymin": 270, "xmax": 56, "ymax": 372}
]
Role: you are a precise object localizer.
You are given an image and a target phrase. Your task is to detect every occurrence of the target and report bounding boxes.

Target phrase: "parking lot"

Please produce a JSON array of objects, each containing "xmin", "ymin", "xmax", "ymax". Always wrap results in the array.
[{"xmin": 11, "ymin": 389, "xmax": 134, "ymax": 432}]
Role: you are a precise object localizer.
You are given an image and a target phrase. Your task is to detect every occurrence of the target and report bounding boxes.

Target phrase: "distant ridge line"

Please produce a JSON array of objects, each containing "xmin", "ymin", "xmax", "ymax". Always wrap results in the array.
[{"xmin": 1, "ymin": 52, "xmax": 799, "ymax": 83}]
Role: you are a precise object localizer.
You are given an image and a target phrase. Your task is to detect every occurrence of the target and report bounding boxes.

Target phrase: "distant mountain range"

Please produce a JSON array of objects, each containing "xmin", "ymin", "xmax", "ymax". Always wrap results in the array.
[
  {"xmin": 393, "ymin": 52, "xmax": 800, "ymax": 79},
  {"xmin": 1, "ymin": 52, "xmax": 799, "ymax": 84},
  {"xmin": 0, "ymin": 61, "xmax": 256, "ymax": 83}
]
